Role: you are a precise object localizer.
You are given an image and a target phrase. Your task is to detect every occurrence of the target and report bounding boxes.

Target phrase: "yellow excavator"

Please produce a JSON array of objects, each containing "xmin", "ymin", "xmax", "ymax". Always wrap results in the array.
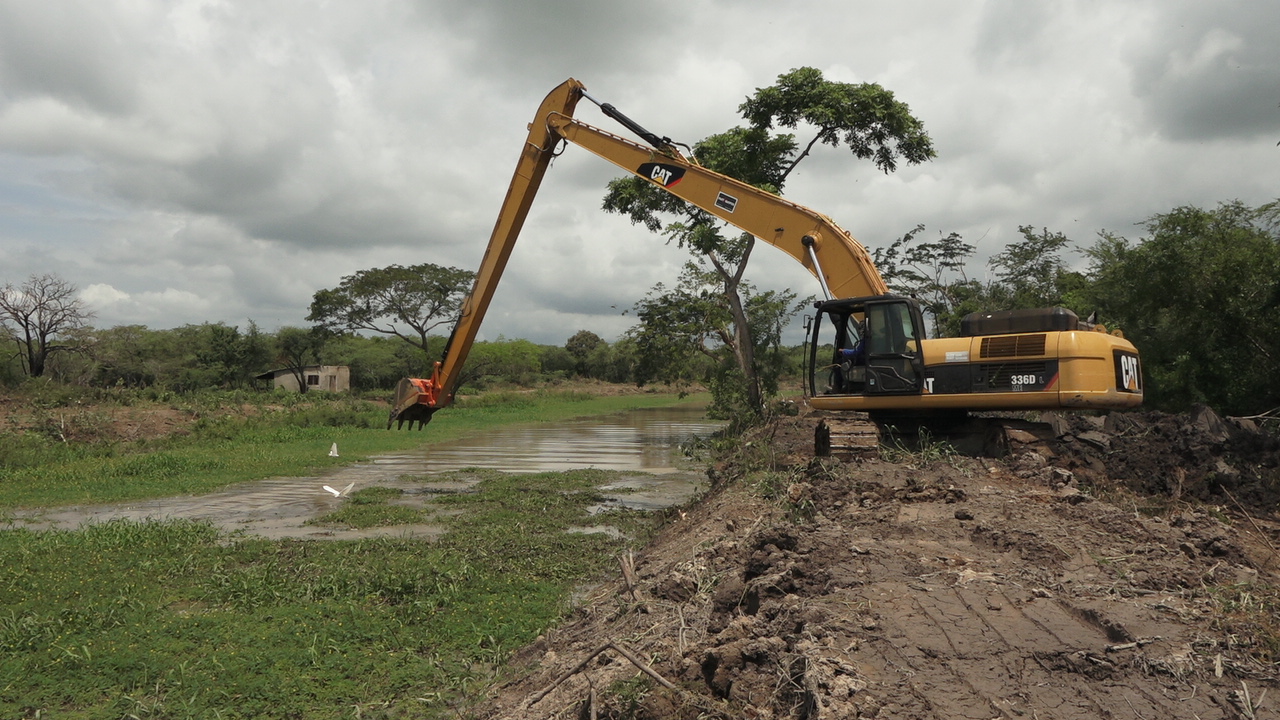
[{"xmin": 389, "ymin": 79, "xmax": 1143, "ymax": 446}]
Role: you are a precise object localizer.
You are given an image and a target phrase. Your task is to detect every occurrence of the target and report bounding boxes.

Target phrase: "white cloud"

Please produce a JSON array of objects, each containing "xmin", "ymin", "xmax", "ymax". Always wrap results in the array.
[
  {"xmin": 0, "ymin": 0, "xmax": 1277, "ymax": 347},
  {"xmin": 78, "ymin": 283, "xmax": 212, "ymax": 326},
  {"xmin": 79, "ymin": 283, "xmax": 129, "ymax": 306}
]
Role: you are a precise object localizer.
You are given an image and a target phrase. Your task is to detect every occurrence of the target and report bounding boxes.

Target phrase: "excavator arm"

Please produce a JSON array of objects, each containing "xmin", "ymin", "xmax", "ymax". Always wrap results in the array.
[
  {"xmin": 391, "ymin": 77, "xmax": 1142, "ymax": 430},
  {"xmin": 390, "ymin": 78, "xmax": 888, "ymax": 428}
]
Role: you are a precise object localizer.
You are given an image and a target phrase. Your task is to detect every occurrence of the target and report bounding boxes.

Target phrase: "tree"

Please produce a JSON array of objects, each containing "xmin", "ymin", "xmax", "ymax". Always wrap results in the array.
[
  {"xmin": 627, "ymin": 269, "xmax": 723, "ymax": 392},
  {"xmin": 0, "ymin": 273, "xmax": 93, "ymax": 378},
  {"xmin": 604, "ymin": 67, "xmax": 934, "ymax": 419},
  {"xmin": 90, "ymin": 325, "xmax": 163, "ymax": 387},
  {"xmin": 738, "ymin": 67, "xmax": 937, "ymax": 177},
  {"xmin": 872, "ymin": 224, "xmax": 1098, "ymax": 338},
  {"xmin": 565, "ymin": 330, "xmax": 605, "ymax": 377},
  {"xmin": 276, "ymin": 326, "xmax": 327, "ymax": 394},
  {"xmin": 307, "ymin": 264, "xmax": 475, "ymax": 357},
  {"xmin": 872, "ymin": 225, "xmax": 977, "ymax": 337},
  {"xmin": 1082, "ymin": 200, "xmax": 1280, "ymax": 414},
  {"xmin": 321, "ymin": 334, "xmax": 424, "ymax": 392},
  {"xmin": 627, "ymin": 261, "xmax": 805, "ymax": 419},
  {"xmin": 460, "ymin": 338, "xmax": 543, "ymax": 390},
  {"xmin": 987, "ymin": 226, "xmax": 1090, "ymax": 311}
]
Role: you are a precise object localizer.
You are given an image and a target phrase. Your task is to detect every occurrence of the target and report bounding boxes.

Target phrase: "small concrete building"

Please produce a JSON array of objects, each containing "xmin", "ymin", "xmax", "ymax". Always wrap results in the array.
[{"xmin": 256, "ymin": 365, "xmax": 351, "ymax": 393}]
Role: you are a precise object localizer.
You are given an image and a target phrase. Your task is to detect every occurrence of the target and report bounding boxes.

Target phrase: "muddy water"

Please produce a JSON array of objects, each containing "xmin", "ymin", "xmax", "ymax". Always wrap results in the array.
[{"xmin": 8, "ymin": 405, "xmax": 723, "ymax": 541}]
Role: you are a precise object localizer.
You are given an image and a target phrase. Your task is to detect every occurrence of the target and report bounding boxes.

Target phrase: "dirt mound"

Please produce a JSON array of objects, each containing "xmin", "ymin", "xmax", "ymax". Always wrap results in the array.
[
  {"xmin": 473, "ymin": 408, "xmax": 1280, "ymax": 720},
  {"xmin": 1039, "ymin": 405, "xmax": 1280, "ymax": 511}
]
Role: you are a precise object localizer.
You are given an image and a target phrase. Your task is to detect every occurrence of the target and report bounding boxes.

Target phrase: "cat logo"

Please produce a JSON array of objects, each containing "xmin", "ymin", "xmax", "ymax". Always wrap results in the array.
[
  {"xmin": 1113, "ymin": 351, "xmax": 1142, "ymax": 393},
  {"xmin": 637, "ymin": 162, "xmax": 685, "ymax": 188}
]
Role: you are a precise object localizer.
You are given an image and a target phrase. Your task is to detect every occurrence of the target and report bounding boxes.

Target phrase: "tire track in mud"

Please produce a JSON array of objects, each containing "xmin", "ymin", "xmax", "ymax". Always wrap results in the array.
[
  {"xmin": 832, "ymin": 508, "xmax": 1238, "ymax": 720},
  {"xmin": 847, "ymin": 578, "xmax": 1202, "ymax": 719},
  {"xmin": 473, "ymin": 412, "xmax": 1278, "ymax": 720}
]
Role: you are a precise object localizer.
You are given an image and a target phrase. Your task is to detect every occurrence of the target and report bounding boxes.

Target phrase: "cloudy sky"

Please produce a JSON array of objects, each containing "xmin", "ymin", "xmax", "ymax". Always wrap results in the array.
[{"xmin": 1, "ymin": 0, "xmax": 1277, "ymax": 346}]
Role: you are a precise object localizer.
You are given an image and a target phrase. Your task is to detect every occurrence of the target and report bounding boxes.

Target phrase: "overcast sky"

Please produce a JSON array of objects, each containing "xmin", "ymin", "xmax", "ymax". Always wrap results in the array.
[{"xmin": 1, "ymin": 0, "xmax": 1277, "ymax": 346}]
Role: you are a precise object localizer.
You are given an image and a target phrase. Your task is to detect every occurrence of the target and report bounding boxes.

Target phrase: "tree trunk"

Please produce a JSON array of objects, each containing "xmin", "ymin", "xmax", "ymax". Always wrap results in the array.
[
  {"xmin": 725, "ymin": 287, "xmax": 762, "ymax": 413},
  {"xmin": 287, "ymin": 367, "xmax": 310, "ymax": 393},
  {"xmin": 25, "ymin": 328, "xmax": 45, "ymax": 378},
  {"xmin": 707, "ymin": 238, "xmax": 763, "ymax": 416}
]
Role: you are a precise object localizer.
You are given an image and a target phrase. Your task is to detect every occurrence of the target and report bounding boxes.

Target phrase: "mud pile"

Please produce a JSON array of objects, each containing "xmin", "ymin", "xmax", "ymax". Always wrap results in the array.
[
  {"xmin": 473, "ymin": 408, "xmax": 1280, "ymax": 720},
  {"xmin": 1038, "ymin": 405, "xmax": 1280, "ymax": 510}
]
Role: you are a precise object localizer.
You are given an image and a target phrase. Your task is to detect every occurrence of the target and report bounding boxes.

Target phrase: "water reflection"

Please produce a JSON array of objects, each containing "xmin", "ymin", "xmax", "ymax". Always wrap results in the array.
[
  {"xmin": 367, "ymin": 404, "xmax": 724, "ymax": 476},
  {"xmin": 8, "ymin": 404, "xmax": 722, "ymax": 540}
]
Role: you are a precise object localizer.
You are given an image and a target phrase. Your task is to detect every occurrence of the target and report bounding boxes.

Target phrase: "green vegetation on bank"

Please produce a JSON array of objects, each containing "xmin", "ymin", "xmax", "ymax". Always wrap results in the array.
[
  {"xmin": 0, "ymin": 384, "xmax": 706, "ymax": 717},
  {"xmin": 0, "ymin": 468, "xmax": 661, "ymax": 719}
]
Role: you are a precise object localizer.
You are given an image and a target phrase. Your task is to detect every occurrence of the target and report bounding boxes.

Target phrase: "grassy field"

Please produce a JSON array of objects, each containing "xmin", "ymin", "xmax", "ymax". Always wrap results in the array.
[{"xmin": 0, "ymin": 386, "xmax": 707, "ymax": 718}]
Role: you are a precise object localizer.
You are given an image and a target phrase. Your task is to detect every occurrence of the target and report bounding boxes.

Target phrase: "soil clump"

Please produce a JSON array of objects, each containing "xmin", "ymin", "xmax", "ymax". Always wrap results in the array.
[{"xmin": 473, "ymin": 406, "xmax": 1280, "ymax": 719}]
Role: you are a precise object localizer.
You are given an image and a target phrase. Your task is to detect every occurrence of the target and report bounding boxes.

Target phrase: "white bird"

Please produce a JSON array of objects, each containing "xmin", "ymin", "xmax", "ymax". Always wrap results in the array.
[
  {"xmin": 329, "ymin": 443, "xmax": 340, "ymax": 457},
  {"xmin": 323, "ymin": 482, "xmax": 355, "ymax": 497}
]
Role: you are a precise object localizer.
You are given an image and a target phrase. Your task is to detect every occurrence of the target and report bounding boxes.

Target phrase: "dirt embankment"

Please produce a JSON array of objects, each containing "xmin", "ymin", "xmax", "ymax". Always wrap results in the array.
[{"xmin": 474, "ymin": 406, "xmax": 1280, "ymax": 719}]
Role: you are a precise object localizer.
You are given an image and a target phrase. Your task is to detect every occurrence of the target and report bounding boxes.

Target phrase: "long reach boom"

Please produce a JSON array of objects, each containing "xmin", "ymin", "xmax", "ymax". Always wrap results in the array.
[
  {"xmin": 390, "ymin": 78, "xmax": 890, "ymax": 428},
  {"xmin": 391, "ymin": 78, "xmax": 1142, "ymax": 430}
]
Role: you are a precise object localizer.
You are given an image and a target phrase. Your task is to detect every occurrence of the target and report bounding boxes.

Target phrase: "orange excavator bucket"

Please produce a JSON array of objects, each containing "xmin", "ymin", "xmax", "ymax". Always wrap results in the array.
[{"xmin": 388, "ymin": 370, "xmax": 443, "ymax": 430}]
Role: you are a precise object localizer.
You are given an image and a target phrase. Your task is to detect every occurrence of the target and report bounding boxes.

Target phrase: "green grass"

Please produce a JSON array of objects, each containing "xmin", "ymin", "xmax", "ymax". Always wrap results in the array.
[
  {"xmin": 0, "ymin": 389, "xmax": 706, "ymax": 510},
  {"xmin": 0, "ymin": 469, "xmax": 664, "ymax": 718},
  {"xmin": 0, "ymin": 386, "xmax": 704, "ymax": 717}
]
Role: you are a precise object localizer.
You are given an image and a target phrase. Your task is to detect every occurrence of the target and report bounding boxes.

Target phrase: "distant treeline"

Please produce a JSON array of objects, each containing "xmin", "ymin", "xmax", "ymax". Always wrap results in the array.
[{"xmin": 0, "ymin": 324, "xmax": 740, "ymax": 395}]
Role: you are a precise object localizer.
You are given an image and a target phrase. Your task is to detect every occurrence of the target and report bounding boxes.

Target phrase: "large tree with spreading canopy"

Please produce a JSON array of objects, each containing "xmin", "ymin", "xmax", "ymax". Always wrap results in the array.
[{"xmin": 605, "ymin": 67, "xmax": 935, "ymax": 419}]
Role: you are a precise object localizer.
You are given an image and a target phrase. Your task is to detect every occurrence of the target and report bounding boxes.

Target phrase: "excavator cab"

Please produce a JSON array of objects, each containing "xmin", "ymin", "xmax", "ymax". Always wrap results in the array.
[{"xmin": 808, "ymin": 295, "xmax": 927, "ymax": 399}]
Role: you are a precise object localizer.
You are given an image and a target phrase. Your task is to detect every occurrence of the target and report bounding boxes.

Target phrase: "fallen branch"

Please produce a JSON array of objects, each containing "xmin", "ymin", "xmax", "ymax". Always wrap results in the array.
[
  {"xmin": 1238, "ymin": 407, "xmax": 1279, "ymax": 423},
  {"xmin": 619, "ymin": 551, "xmax": 638, "ymax": 601},
  {"xmin": 527, "ymin": 641, "xmax": 676, "ymax": 708},
  {"xmin": 609, "ymin": 642, "xmax": 678, "ymax": 691}
]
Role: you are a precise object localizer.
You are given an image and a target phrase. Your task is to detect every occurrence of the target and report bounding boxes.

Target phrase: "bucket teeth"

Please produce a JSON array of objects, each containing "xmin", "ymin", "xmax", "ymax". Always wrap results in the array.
[{"xmin": 388, "ymin": 377, "xmax": 439, "ymax": 430}]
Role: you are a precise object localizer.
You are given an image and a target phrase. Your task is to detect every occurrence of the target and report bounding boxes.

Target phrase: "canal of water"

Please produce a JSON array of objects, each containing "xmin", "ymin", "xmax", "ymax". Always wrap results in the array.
[{"xmin": 10, "ymin": 404, "xmax": 724, "ymax": 540}]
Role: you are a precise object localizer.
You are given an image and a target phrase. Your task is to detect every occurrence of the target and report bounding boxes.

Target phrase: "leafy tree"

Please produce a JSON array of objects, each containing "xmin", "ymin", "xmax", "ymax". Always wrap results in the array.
[
  {"xmin": 190, "ymin": 323, "xmax": 247, "ymax": 388},
  {"xmin": 275, "ymin": 326, "xmax": 327, "ymax": 394},
  {"xmin": 738, "ymin": 66, "xmax": 936, "ymax": 176},
  {"xmin": 605, "ymin": 67, "xmax": 934, "ymax": 419},
  {"xmin": 627, "ymin": 261, "xmax": 804, "ymax": 419},
  {"xmin": 872, "ymin": 225, "xmax": 978, "ymax": 337},
  {"xmin": 1082, "ymin": 200, "xmax": 1280, "ymax": 414},
  {"xmin": 322, "ymin": 334, "xmax": 423, "ymax": 392},
  {"xmin": 872, "ymin": 224, "xmax": 1099, "ymax": 337},
  {"xmin": 307, "ymin": 264, "xmax": 474, "ymax": 354},
  {"xmin": 91, "ymin": 325, "xmax": 167, "ymax": 387},
  {"xmin": 84, "ymin": 322, "xmax": 273, "ymax": 391},
  {"xmin": 539, "ymin": 345, "xmax": 576, "ymax": 379},
  {"xmin": 987, "ymin": 226, "xmax": 1090, "ymax": 311},
  {"xmin": 0, "ymin": 273, "xmax": 93, "ymax": 378},
  {"xmin": 627, "ymin": 273, "xmax": 720, "ymax": 392},
  {"xmin": 154, "ymin": 323, "xmax": 271, "ymax": 390},
  {"xmin": 564, "ymin": 330, "xmax": 605, "ymax": 377},
  {"xmin": 460, "ymin": 338, "xmax": 542, "ymax": 390},
  {"xmin": 240, "ymin": 321, "xmax": 274, "ymax": 385},
  {"xmin": 585, "ymin": 338, "xmax": 637, "ymax": 383}
]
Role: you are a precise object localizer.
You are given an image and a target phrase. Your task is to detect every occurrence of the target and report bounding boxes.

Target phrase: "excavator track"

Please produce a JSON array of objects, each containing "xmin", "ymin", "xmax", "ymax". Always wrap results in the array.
[
  {"xmin": 814, "ymin": 413, "xmax": 882, "ymax": 458},
  {"xmin": 815, "ymin": 411, "xmax": 1057, "ymax": 459}
]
